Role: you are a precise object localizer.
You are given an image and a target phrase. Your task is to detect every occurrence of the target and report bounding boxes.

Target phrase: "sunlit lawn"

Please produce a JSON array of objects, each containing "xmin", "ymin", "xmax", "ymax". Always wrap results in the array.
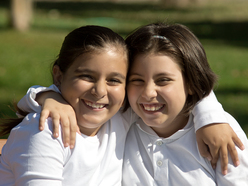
[{"xmin": 0, "ymin": 0, "xmax": 248, "ymax": 135}]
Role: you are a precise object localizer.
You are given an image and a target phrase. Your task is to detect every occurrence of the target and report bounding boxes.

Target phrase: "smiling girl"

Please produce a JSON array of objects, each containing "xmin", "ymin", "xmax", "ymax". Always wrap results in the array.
[
  {"xmin": 0, "ymin": 25, "xmax": 129, "ymax": 185},
  {"xmin": 122, "ymin": 23, "xmax": 248, "ymax": 185}
]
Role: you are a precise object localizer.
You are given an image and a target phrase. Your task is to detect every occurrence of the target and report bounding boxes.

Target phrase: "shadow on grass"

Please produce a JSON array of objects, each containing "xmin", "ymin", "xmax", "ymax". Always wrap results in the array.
[
  {"xmin": 33, "ymin": 2, "xmax": 248, "ymax": 48},
  {"xmin": 0, "ymin": 1, "xmax": 247, "ymax": 135},
  {"xmin": 214, "ymin": 87, "xmax": 248, "ymax": 133},
  {"xmin": 1, "ymin": 1, "xmax": 248, "ymax": 48},
  {"xmin": 186, "ymin": 22, "xmax": 248, "ymax": 48}
]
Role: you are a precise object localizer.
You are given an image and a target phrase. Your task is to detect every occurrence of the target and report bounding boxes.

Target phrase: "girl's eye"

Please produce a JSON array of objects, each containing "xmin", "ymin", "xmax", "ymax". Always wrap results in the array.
[
  {"xmin": 156, "ymin": 78, "xmax": 171, "ymax": 85},
  {"xmin": 129, "ymin": 79, "xmax": 143, "ymax": 82},
  {"xmin": 79, "ymin": 74, "xmax": 94, "ymax": 81},
  {"xmin": 129, "ymin": 78, "xmax": 144, "ymax": 85},
  {"xmin": 108, "ymin": 78, "xmax": 122, "ymax": 85}
]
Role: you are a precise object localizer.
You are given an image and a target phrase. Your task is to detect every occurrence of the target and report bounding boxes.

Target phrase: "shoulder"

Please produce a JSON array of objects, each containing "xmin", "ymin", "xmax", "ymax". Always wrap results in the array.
[
  {"xmin": 4, "ymin": 113, "xmax": 64, "ymax": 155},
  {"xmin": 10, "ymin": 113, "xmax": 53, "ymax": 139}
]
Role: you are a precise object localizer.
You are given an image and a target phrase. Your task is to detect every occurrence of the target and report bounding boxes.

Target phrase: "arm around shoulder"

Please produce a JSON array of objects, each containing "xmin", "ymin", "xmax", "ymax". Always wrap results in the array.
[
  {"xmin": 192, "ymin": 91, "xmax": 227, "ymax": 131},
  {"xmin": 17, "ymin": 85, "xmax": 60, "ymax": 115},
  {"xmin": 215, "ymin": 112, "xmax": 248, "ymax": 185},
  {"xmin": 0, "ymin": 113, "xmax": 66, "ymax": 186}
]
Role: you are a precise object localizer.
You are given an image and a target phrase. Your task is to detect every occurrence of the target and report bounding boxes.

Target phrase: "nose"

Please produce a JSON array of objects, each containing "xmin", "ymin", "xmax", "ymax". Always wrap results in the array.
[
  {"xmin": 91, "ymin": 80, "xmax": 107, "ymax": 99},
  {"xmin": 141, "ymin": 82, "xmax": 157, "ymax": 101}
]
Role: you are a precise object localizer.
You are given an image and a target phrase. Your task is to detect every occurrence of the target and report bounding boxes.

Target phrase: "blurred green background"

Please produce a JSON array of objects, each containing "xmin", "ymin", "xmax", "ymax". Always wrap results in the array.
[{"xmin": 0, "ymin": 0, "xmax": 248, "ymax": 137}]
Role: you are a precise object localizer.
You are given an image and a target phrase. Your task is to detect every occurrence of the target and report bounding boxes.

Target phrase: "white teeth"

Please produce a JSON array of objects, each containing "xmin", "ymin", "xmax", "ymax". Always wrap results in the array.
[
  {"xmin": 143, "ymin": 104, "xmax": 163, "ymax": 111},
  {"xmin": 85, "ymin": 101, "xmax": 105, "ymax": 109}
]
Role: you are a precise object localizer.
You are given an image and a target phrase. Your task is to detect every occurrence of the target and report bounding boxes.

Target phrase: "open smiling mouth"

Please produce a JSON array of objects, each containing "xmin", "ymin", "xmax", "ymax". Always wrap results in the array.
[
  {"xmin": 84, "ymin": 100, "xmax": 108, "ymax": 109},
  {"xmin": 141, "ymin": 104, "xmax": 165, "ymax": 112}
]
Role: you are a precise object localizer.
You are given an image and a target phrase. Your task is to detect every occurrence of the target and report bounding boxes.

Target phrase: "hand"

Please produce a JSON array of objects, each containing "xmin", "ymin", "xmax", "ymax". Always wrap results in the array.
[
  {"xmin": 196, "ymin": 123, "xmax": 245, "ymax": 175},
  {"xmin": 37, "ymin": 92, "xmax": 79, "ymax": 148}
]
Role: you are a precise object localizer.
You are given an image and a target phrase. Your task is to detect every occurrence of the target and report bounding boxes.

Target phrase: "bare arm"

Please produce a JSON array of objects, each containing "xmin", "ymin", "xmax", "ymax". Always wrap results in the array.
[
  {"xmin": 36, "ymin": 91, "xmax": 79, "ymax": 148},
  {"xmin": 193, "ymin": 91, "xmax": 244, "ymax": 175},
  {"xmin": 196, "ymin": 123, "xmax": 244, "ymax": 175}
]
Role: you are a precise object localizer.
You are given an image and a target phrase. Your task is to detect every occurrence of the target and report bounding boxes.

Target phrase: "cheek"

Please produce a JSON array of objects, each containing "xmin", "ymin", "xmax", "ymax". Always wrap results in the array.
[
  {"xmin": 127, "ymin": 85, "xmax": 138, "ymax": 104},
  {"xmin": 60, "ymin": 80, "xmax": 85, "ymax": 100},
  {"xmin": 110, "ymin": 85, "xmax": 126, "ymax": 103}
]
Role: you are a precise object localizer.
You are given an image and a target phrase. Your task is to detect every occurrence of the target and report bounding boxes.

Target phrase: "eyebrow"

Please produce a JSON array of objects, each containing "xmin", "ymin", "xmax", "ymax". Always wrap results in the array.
[
  {"xmin": 111, "ymin": 72, "xmax": 126, "ymax": 80},
  {"xmin": 154, "ymin": 72, "xmax": 176, "ymax": 78},
  {"xmin": 74, "ymin": 68, "xmax": 93, "ymax": 74},
  {"xmin": 75, "ymin": 68, "xmax": 126, "ymax": 80},
  {"xmin": 129, "ymin": 72, "xmax": 175, "ymax": 77}
]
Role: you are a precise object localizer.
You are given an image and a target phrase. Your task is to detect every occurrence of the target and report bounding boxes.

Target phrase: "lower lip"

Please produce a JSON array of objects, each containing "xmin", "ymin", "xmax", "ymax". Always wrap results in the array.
[
  {"xmin": 82, "ymin": 100, "xmax": 107, "ymax": 111},
  {"xmin": 140, "ymin": 104, "xmax": 165, "ymax": 114}
]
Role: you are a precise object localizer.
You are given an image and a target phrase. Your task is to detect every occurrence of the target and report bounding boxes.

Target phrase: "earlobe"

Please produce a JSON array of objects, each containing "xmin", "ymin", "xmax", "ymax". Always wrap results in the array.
[{"xmin": 53, "ymin": 65, "xmax": 63, "ymax": 89}]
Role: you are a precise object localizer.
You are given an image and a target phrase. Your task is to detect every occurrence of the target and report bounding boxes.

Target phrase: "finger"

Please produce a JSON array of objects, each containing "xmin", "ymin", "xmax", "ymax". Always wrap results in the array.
[
  {"xmin": 39, "ymin": 109, "xmax": 50, "ymax": 131},
  {"xmin": 77, "ymin": 127, "xmax": 80, "ymax": 134},
  {"xmin": 228, "ymin": 142, "xmax": 240, "ymax": 167},
  {"xmin": 232, "ymin": 135, "xmax": 245, "ymax": 151},
  {"xmin": 197, "ymin": 139, "xmax": 212, "ymax": 161},
  {"xmin": 219, "ymin": 147, "xmax": 228, "ymax": 175},
  {"xmin": 208, "ymin": 145, "xmax": 219, "ymax": 170},
  {"xmin": 61, "ymin": 118, "xmax": 70, "ymax": 147},
  {"xmin": 51, "ymin": 113, "xmax": 61, "ymax": 138},
  {"xmin": 69, "ymin": 116, "xmax": 78, "ymax": 149}
]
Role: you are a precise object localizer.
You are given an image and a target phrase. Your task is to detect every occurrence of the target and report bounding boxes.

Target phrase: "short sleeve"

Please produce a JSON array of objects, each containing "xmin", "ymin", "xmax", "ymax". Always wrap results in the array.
[
  {"xmin": 17, "ymin": 85, "xmax": 60, "ymax": 115},
  {"xmin": 192, "ymin": 91, "xmax": 228, "ymax": 132}
]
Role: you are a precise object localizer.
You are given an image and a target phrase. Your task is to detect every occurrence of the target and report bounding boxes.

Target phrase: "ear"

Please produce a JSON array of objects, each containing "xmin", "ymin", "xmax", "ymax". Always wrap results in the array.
[{"xmin": 53, "ymin": 65, "xmax": 63, "ymax": 88}]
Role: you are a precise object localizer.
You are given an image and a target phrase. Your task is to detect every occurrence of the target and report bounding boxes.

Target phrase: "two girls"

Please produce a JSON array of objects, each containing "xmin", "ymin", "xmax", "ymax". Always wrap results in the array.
[{"xmin": 0, "ymin": 24, "xmax": 245, "ymax": 185}]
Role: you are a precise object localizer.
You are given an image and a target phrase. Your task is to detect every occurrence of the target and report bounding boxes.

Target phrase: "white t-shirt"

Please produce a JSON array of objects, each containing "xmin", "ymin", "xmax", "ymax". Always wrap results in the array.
[
  {"xmin": 0, "ymin": 111, "xmax": 130, "ymax": 186},
  {"xmin": 0, "ymin": 85, "xmax": 228, "ymax": 185},
  {"xmin": 122, "ymin": 113, "xmax": 248, "ymax": 186}
]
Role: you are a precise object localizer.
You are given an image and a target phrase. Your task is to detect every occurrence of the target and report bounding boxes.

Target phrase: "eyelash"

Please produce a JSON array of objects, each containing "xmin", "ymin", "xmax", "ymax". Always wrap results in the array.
[
  {"xmin": 129, "ymin": 78, "xmax": 171, "ymax": 86},
  {"xmin": 79, "ymin": 75, "xmax": 122, "ymax": 85},
  {"xmin": 129, "ymin": 78, "xmax": 143, "ymax": 82},
  {"xmin": 108, "ymin": 78, "xmax": 122, "ymax": 85},
  {"xmin": 79, "ymin": 74, "xmax": 94, "ymax": 81},
  {"xmin": 157, "ymin": 78, "xmax": 171, "ymax": 83}
]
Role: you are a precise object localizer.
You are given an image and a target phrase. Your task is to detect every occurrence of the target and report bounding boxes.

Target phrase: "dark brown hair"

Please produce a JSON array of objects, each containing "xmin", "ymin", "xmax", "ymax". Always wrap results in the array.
[
  {"xmin": 0, "ymin": 25, "xmax": 127, "ymax": 136},
  {"xmin": 124, "ymin": 23, "xmax": 217, "ymax": 114},
  {"xmin": 53, "ymin": 25, "xmax": 127, "ymax": 75}
]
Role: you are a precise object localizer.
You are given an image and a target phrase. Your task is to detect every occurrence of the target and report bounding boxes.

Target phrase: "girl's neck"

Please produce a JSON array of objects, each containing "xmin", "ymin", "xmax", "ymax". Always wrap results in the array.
[
  {"xmin": 79, "ymin": 126, "xmax": 102, "ymax": 136},
  {"xmin": 151, "ymin": 115, "xmax": 189, "ymax": 138}
]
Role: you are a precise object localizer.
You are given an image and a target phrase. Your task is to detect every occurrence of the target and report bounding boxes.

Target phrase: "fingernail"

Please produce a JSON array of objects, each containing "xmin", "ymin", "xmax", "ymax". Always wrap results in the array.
[
  {"xmin": 241, "ymin": 145, "xmax": 245, "ymax": 150},
  {"xmin": 212, "ymin": 165, "xmax": 216, "ymax": 169},
  {"xmin": 70, "ymin": 145, "xmax": 74, "ymax": 149},
  {"xmin": 64, "ymin": 143, "xmax": 69, "ymax": 147},
  {"xmin": 223, "ymin": 170, "xmax": 227, "ymax": 175},
  {"xmin": 236, "ymin": 161, "xmax": 240, "ymax": 167}
]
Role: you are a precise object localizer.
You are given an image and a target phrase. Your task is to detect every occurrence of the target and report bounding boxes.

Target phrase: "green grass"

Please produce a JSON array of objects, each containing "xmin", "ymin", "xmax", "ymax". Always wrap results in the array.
[{"xmin": 0, "ymin": 0, "xmax": 248, "ymax": 135}]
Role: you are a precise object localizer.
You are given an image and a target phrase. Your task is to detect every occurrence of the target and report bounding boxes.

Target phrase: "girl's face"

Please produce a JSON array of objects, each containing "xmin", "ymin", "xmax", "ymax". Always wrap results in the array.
[
  {"xmin": 127, "ymin": 53, "xmax": 190, "ymax": 137},
  {"xmin": 56, "ymin": 49, "xmax": 127, "ymax": 136}
]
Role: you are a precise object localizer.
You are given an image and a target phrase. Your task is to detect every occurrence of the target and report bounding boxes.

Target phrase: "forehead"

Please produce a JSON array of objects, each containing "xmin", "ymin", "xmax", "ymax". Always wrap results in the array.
[
  {"xmin": 68, "ymin": 49, "xmax": 128, "ymax": 74},
  {"xmin": 131, "ymin": 53, "xmax": 182, "ymax": 74}
]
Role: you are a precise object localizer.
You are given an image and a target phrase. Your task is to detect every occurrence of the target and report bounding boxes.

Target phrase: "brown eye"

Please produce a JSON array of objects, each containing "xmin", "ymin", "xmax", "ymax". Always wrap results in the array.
[
  {"xmin": 156, "ymin": 78, "xmax": 171, "ymax": 86},
  {"xmin": 108, "ymin": 78, "xmax": 122, "ymax": 85},
  {"xmin": 79, "ymin": 74, "xmax": 94, "ymax": 81}
]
